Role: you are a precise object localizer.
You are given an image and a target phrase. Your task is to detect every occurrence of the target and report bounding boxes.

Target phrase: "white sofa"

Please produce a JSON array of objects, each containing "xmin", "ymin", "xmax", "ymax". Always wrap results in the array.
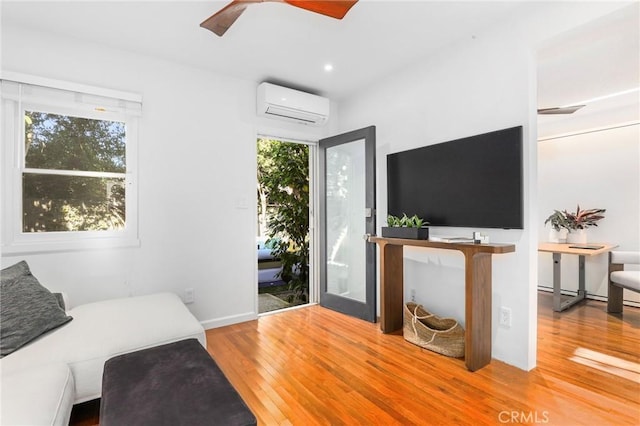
[{"xmin": 0, "ymin": 292, "xmax": 206, "ymax": 426}]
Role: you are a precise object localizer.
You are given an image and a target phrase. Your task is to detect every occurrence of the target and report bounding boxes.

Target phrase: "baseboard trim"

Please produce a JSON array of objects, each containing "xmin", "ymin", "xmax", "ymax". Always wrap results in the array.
[
  {"xmin": 537, "ymin": 286, "xmax": 640, "ymax": 308},
  {"xmin": 200, "ymin": 311, "xmax": 258, "ymax": 330}
]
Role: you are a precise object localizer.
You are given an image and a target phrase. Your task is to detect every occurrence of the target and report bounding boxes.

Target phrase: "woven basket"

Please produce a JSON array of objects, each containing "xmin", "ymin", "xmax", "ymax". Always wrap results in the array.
[{"xmin": 403, "ymin": 302, "xmax": 465, "ymax": 358}]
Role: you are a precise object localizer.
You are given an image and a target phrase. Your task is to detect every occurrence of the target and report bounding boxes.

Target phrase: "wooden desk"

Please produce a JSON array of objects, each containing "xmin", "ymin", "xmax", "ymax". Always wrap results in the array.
[
  {"xmin": 538, "ymin": 243, "xmax": 617, "ymax": 312},
  {"xmin": 369, "ymin": 236, "xmax": 515, "ymax": 372}
]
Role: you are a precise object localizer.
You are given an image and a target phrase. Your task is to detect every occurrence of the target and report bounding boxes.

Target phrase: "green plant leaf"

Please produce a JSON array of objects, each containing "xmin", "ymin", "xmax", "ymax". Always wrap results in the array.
[{"xmin": 387, "ymin": 214, "xmax": 400, "ymax": 227}]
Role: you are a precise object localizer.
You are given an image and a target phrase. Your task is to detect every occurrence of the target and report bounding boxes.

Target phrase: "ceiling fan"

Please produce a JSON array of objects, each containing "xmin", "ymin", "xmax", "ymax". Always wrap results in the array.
[
  {"xmin": 200, "ymin": 0, "xmax": 359, "ymax": 37},
  {"xmin": 537, "ymin": 105, "xmax": 586, "ymax": 115}
]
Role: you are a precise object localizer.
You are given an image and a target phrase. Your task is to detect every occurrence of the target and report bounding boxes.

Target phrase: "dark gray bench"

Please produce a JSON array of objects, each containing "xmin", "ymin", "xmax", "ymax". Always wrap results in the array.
[{"xmin": 100, "ymin": 339, "xmax": 256, "ymax": 426}]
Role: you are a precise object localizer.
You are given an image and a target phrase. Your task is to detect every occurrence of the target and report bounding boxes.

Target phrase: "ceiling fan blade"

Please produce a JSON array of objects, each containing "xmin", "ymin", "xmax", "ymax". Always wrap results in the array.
[
  {"xmin": 200, "ymin": 0, "xmax": 261, "ymax": 37},
  {"xmin": 282, "ymin": 0, "xmax": 358, "ymax": 19},
  {"xmin": 537, "ymin": 105, "xmax": 586, "ymax": 115},
  {"xmin": 200, "ymin": 0, "xmax": 357, "ymax": 37}
]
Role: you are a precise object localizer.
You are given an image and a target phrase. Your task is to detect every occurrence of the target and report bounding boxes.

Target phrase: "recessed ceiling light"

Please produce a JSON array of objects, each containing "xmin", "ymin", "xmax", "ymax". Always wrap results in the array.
[{"xmin": 324, "ymin": 64, "xmax": 334, "ymax": 72}]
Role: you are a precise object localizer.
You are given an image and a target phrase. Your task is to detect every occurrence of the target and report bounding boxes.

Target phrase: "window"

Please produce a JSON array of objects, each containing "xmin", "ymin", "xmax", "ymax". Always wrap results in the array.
[
  {"xmin": 23, "ymin": 111, "xmax": 127, "ymax": 232},
  {"xmin": 1, "ymin": 76, "xmax": 141, "ymax": 253}
]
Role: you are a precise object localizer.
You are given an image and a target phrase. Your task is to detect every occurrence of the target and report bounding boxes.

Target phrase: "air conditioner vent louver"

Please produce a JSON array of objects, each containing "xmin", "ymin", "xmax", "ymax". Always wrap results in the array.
[
  {"xmin": 257, "ymin": 83, "xmax": 329, "ymax": 126},
  {"xmin": 264, "ymin": 105, "xmax": 325, "ymax": 124}
]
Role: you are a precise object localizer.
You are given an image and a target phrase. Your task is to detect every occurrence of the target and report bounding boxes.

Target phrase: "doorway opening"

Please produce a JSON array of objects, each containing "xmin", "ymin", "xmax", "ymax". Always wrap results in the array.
[{"xmin": 257, "ymin": 137, "xmax": 312, "ymax": 314}]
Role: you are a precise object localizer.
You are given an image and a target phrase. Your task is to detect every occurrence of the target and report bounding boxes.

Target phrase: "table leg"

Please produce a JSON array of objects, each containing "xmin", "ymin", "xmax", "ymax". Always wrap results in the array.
[
  {"xmin": 465, "ymin": 252, "xmax": 492, "ymax": 372},
  {"xmin": 553, "ymin": 253, "xmax": 587, "ymax": 312},
  {"xmin": 578, "ymin": 255, "xmax": 586, "ymax": 298},
  {"xmin": 553, "ymin": 252, "xmax": 562, "ymax": 312},
  {"xmin": 379, "ymin": 243, "xmax": 404, "ymax": 333}
]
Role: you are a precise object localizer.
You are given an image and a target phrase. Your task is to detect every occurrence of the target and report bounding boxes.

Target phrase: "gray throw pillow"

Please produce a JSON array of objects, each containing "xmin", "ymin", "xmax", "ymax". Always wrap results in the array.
[
  {"xmin": 1, "ymin": 261, "xmax": 73, "ymax": 357},
  {"xmin": 1, "ymin": 260, "xmax": 30, "ymax": 281},
  {"xmin": 52, "ymin": 293, "xmax": 66, "ymax": 311}
]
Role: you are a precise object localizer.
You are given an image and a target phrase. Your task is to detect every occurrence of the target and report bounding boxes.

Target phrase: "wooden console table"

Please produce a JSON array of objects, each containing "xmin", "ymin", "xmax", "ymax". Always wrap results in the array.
[{"xmin": 370, "ymin": 236, "xmax": 515, "ymax": 372}]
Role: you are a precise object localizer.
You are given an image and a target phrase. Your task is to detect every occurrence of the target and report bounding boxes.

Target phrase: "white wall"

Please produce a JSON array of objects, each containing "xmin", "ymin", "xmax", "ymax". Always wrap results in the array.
[
  {"xmin": 336, "ymin": 2, "xmax": 630, "ymax": 370},
  {"xmin": 0, "ymin": 23, "xmax": 333, "ymax": 328},
  {"xmin": 337, "ymin": 25, "xmax": 536, "ymax": 372},
  {"xmin": 536, "ymin": 3, "xmax": 640, "ymax": 303},
  {"xmin": 1, "ymin": 1, "xmax": 631, "ymax": 371},
  {"xmin": 538, "ymin": 124, "xmax": 640, "ymax": 302}
]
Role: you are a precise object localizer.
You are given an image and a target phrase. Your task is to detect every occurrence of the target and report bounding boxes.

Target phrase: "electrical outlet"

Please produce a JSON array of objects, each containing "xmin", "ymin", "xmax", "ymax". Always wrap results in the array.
[
  {"xmin": 184, "ymin": 288, "xmax": 195, "ymax": 304},
  {"xmin": 499, "ymin": 307, "xmax": 512, "ymax": 328},
  {"xmin": 410, "ymin": 288, "xmax": 416, "ymax": 302}
]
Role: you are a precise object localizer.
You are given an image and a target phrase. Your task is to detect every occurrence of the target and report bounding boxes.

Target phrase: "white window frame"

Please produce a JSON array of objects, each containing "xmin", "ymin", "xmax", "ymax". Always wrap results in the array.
[{"xmin": 1, "ymin": 73, "xmax": 141, "ymax": 254}]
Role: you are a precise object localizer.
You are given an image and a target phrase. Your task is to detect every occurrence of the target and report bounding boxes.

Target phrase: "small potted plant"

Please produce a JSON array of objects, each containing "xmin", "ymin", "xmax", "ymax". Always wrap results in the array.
[
  {"xmin": 544, "ymin": 210, "xmax": 569, "ymax": 243},
  {"xmin": 382, "ymin": 213, "xmax": 430, "ymax": 240},
  {"xmin": 563, "ymin": 205, "xmax": 606, "ymax": 244}
]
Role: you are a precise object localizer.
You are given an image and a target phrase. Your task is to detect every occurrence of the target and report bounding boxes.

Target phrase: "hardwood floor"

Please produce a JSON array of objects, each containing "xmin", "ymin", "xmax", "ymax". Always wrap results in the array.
[
  {"xmin": 70, "ymin": 293, "xmax": 640, "ymax": 425},
  {"xmin": 207, "ymin": 294, "xmax": 639, "ymax": 425}
]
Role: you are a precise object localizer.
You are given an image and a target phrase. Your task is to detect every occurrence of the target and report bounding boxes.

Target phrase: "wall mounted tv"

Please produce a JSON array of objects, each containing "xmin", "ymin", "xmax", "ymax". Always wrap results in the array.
[{"xmin": 387, "ymin": 126, "xmax": 523, "ymax": 229}]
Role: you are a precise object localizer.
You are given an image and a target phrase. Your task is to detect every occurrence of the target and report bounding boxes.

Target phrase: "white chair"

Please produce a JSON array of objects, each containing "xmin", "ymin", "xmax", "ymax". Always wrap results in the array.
[{"xmin": 608, "ymin": 251, "xmax": 640, "ymax": 313}]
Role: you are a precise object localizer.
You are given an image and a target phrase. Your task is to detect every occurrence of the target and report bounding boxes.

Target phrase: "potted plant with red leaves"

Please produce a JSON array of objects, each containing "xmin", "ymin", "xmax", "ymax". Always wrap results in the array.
[{"xmin": 563, "ymin": 205, "xmax": 606, "ymax": 244}]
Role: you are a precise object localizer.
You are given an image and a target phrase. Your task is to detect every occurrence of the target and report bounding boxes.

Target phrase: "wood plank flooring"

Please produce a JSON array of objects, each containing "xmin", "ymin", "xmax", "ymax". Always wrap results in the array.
[{"xmin": 70, "ymin": 293, "xmax": 640, "ymax": 425}]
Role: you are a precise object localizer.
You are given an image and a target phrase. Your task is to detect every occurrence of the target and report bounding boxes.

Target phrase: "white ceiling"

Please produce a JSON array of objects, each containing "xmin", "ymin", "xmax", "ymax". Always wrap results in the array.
[
  {"xmin": 537, "ymin": 3, "xmax": 639, "ymax": 138},
  {"xmin": 1, "ymin": 0, "xmax": 524, "ymax": 100},
  {"xmin": 2, "ymin": 0, "xmax": 638, "ymax": 126}
]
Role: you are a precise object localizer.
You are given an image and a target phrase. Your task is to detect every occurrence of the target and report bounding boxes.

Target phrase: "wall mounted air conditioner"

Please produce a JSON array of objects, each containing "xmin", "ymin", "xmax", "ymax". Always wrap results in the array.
[{"xmin": 257, "ymin": 82, "xmax": 329, "ymax": 126}]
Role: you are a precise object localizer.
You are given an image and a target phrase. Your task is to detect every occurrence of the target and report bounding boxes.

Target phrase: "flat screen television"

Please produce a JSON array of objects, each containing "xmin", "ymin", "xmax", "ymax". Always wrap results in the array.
[{"xmin": 387, "ymin": 126, "xmax": 523, "ymax": 229}]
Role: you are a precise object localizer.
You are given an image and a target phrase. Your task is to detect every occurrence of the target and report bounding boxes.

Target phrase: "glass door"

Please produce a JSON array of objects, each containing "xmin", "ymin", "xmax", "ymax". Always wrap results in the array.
[{"xmin": 319, "ymin": 126, "xmax": 376, "ymax": 322}]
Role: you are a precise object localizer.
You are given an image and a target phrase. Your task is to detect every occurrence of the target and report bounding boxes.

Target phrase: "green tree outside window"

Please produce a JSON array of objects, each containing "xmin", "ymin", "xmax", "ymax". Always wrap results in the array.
[{"xmin": 23, "ymin": 111, "xmax": 126, "ymax": 232}]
